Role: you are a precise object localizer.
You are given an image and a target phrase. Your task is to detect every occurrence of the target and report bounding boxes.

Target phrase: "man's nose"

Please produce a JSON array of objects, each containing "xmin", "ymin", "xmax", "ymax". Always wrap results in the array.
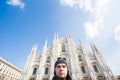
[{"xmin": 60, "ymin": 67, "xmax": 64, "ymax": 70}]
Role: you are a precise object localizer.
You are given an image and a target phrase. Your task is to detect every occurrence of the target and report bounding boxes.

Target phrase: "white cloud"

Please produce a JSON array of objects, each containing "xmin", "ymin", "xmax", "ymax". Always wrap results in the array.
[
  {"xmin": 84, "ymin": 22, "xmax": 98, "ymax": 39},
  {"xmin": 114, "ymin": 25, "xmax": 120, "ymax": 43},
  {"xmin": 60, "ymin": 0, "xmax": 110, "ymax": 39},
  {"xmin": 84, "ymin": 17, "xmax": 104, "ymax": 39},
  {"xmin": 60, "ymin": 0, "xmax": 76, "ymax": 7},
  {"xmin": 6, "ymin": 0, "xmax": 25, "ymax": 10}
]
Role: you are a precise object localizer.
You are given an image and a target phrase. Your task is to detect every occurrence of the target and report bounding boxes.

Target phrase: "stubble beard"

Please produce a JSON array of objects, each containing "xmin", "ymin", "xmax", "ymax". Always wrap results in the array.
[{"xmin": 58, "ymin": 77, "xmax": 66, "ymax": 80}]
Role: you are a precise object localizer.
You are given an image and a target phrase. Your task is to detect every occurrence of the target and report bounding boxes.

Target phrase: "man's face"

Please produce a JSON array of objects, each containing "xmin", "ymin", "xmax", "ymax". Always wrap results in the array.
[{"xmin": 55, "ymin": 63, "xmax": 67, "ymax": 79}]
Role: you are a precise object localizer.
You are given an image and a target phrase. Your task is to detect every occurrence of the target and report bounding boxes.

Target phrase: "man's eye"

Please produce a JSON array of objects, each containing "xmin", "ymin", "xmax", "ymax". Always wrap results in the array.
[
  {"xmin": 63, "ymin": 66, "xmax": 66, "ymax": 68},
  {"xmin": 57, "ymin": 66, "xmax": 60, "ymax": 68}
]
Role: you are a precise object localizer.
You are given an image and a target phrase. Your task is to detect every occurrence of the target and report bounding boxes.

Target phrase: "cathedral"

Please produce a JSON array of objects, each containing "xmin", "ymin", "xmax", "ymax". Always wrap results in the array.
[{"xmin": 21, "ymin": 34, "xmax": 115, "ymax": 80}]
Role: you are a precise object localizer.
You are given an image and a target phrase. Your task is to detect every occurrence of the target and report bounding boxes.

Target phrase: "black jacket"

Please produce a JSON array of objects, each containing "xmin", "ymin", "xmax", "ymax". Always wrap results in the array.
[{"xmin": 52, "ymin": 75, "xmax": 72, "ymax": 80}]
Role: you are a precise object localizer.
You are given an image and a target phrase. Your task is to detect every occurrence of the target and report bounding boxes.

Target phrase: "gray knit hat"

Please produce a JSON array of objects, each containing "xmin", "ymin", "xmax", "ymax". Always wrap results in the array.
[{"xmin": 55, "ymin": 57, "xmax": 67, "ymax": 68}]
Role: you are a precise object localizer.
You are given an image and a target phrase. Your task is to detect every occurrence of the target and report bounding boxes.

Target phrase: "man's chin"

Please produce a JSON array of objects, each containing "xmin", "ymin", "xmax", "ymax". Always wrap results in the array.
[{"xmin": 58, "ymin": 76, "xmax": 66, "ymax": 79}]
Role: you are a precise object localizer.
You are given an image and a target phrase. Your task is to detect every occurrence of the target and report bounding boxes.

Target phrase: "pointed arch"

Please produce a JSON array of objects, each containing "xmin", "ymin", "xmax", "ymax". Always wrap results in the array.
[
  {"xmin": 43, "ymin": 78, "xmax": 49, "ymax": 80},
  {"xmin": 61, "ymin": 44, "xmax": 66, "ymax": 52},
  {"xmin": 81, "ymin": 66, "xmax": 86, "ymax": 74},
  {"xmin": 46, "ymin": 56, "xmax": 50, "ymax": 63},
  {"xmin": 32, "ymin": 67, "xmax": 37, "ymax": 75},
  {"xmin": 93, "ymin": 65, "xmax": 99, "ymax": 73},
  {"xmin": 29, "ymin": 78, "xmax": 36, "ymax": 80},
  {"xmin": 78, "ymin": 55, "xmax": 82, "ymax": 61},
  {"xmin": 45, "ymin": 67, "xmax": 49, "ymax": 75}
]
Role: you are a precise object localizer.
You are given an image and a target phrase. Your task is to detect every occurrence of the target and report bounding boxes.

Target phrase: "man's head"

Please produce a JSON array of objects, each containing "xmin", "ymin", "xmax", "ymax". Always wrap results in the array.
[
  {"xmin": 52, "ymin": 57, "xmax": 72, "ymax": 80},
  {"xmin": 54, "ymin": 58, "xmax": 68, "ymax": 79}
]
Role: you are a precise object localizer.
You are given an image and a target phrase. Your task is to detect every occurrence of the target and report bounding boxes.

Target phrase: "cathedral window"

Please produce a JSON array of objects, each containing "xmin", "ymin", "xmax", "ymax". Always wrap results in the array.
[
  {"xmin": 32, "ymin": 68, "xmax": 37, "ymax": 75},
  {"xmin": 78, "ymin": 55, "xmax": 82, "ymax": 61},
  {"xmin": 93, "ymin": 65, "xmax": 99, "ymax": 73},
  {"xmin": 62, "ymin": 44, "xmax": 66, "ymax": 52},
  {"xmin": 46, "ymin": 56, "xmax": 50, "ymax": 63},
  {"xmin": 45, "ymin": 67, "xmax": 49, "ymax": 75},
  {"xmin": 81, "ymin": 66, "xmax": 86, "ymax": 74}
]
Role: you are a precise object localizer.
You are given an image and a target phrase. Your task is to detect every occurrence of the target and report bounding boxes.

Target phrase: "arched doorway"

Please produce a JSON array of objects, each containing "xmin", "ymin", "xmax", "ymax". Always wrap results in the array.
[{"xmin": 29, "ymin": 78, "xmax": 36, "ymax": 80}]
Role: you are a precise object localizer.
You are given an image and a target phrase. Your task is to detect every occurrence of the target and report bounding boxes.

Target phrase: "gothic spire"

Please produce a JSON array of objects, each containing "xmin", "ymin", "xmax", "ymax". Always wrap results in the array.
[
  {"xmin": 79, "ymin": 38, "xmax": 84, "ymax": 53},
  {"xmin": 79, "ymin": 39, "xmax": 83, "ymax": 48},
  {"xmin": 29, "ymin": 45, "xmax": 37, "ymax": 57},
  {"xmin": 67, "ymin": 33, "xmax": 72, "ymax": 39},
  {"xmin": 90, "ymin": 43, "xmax": 98, "ymax": 53},
  {"xmin": 43, "ymin": 39, "xmax": 47, "ymax": 51},
  {"xmin": 56, "ymin": 33, "xmax": 59, "ymax": 39},
  {"xmin": 54, "ymin": 33, "xmax": 59, "ymax": 40}
]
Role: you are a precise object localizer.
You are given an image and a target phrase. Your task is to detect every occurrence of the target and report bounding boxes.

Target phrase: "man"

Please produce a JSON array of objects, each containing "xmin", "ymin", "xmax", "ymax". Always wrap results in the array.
[{"xmin": 52, "ymin": 57, "xmax": 72, "ymax": 80}]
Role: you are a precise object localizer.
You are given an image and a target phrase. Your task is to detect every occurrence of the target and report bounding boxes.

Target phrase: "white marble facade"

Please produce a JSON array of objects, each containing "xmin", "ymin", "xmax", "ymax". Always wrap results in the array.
[
  {"xmin": 21, "ymin": 35, "xmax": 115, "ymax": 80},
  {"xmin": 0, "ymin": 57, "xmax": 21, "ymax": 80}
]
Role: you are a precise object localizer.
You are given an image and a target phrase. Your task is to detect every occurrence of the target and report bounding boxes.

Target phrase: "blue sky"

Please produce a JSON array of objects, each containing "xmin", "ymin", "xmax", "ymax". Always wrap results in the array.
[{"xmin": 0, "ymin": 0, "xmax": 120, "ymax": 75}]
